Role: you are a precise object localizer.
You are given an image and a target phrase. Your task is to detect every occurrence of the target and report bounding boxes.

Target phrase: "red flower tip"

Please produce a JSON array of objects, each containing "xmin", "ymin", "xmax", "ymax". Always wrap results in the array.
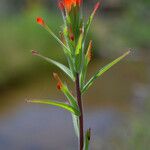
[
  {"xmin": 76, "ymin": 0, "xmax": 82, "ymax": 5},
  {"xmin": 53, "ymin": 73, "xmax": 63, "ymax": 90},
  {"xmin": 58, "ymin": 1, "xmax": 64, "ymax": 10},
  {"xmin": 36, "ymin": 17, "xmax": 45, "ymax": 26},
  {"xmin": 70, "ymin": 33, "xmax": 74, "ymax": 41},
  {"xmin": 57, "ymin": 82, "xmax": 62, "ymax": 90},
  {"xmin": 93, "ymin": 2, "xmax": 101, "ymax": 15},
  {"xmin": 31, "ymin": 50, "xmax": 39, "ymax": 56}
]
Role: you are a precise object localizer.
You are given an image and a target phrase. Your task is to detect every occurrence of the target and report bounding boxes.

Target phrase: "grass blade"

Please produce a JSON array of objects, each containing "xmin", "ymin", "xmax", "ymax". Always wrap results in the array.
[
  {"xmin": 84, "ymin": 2, "xmax": 101, "ymax": 41},
  {"xmin": 82, "ymin": 50, "xmax": 131, "ymax": 93},
  {"xmin": 32, "ymin": 50, "xmax": 75, "ymax": 81},
  {"xmin": 27, "ymin": 99, "xmax": 80, "ymax": 116}
]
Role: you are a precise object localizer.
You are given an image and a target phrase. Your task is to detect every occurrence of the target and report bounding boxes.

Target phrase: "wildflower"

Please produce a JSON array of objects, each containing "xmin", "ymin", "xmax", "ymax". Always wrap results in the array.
[{"xmin": 58, "ymin": 0, "xmax": 81, "ymax": 12}]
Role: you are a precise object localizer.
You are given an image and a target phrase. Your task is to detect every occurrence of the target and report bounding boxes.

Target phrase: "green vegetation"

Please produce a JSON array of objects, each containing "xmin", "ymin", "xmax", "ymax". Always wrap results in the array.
[
  {"xmin": 0, "ymin": 1, "xmax": 149, "ymax": 86},
  {"xmin": 0, "ymin": 7, "xmax": 63, "ymax": 85}
]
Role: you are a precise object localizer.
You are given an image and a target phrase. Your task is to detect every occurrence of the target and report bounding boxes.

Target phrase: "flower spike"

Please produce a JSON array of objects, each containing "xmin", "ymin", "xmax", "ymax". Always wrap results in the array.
[{"xmin": 30, "ymin": 1, "xmax": 131, "ymax": 149}]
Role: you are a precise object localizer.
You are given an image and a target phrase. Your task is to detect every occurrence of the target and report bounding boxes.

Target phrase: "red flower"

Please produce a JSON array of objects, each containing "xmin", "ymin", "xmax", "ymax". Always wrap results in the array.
[{"xmin": 58, "ymin": 0, "xmax": 81, "ymax": 12}]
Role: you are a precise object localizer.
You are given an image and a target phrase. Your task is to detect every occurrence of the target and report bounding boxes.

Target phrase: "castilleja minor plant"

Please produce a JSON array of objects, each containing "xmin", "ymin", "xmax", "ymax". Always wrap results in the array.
[{"xmin": 28, "ymin": 0, "xmax": 131, "ymax": 149}]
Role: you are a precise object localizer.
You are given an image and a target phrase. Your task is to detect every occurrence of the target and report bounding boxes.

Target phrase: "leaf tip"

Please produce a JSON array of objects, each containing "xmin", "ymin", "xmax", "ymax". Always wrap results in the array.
[
  {"xmin": 31, "ymin": 50, "xmax": 39, "ymax": 56},
  {"xmin": 93, "ymin": 1, "xmax": 101, "ymax": 14},
  {"xmin": 87, "ymin": 128, "xmax": 91, "ymax": 141},
  {"xmin": 25, "ymin": 98, "xmax": 31, "ymax": 103}
]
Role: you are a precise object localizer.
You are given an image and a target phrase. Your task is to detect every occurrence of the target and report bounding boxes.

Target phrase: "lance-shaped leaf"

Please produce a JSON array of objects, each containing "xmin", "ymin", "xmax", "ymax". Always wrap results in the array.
[
  {"xmin": 31, "ymin": 50, "xmax": 75, "ymax": 81},
  {"xmin": 53, "ymin": 73, "xmax": 79, "ymax": 109},
  {"xmin": 72, "ymin": 114, "xmax": 79, "ymax": 138},
  {"xmin": 82, "ymin": 50, "xmax": 131, "ymax": 93},
  {"xmin": 84, "ymin": 2, "xmax": 101, "ymax": 40},
  {"xmin": 84, "ymin": 128, "xmax": 91, "ymax": 150},
  {"xmin": 62, "ymin": 85, "xmax": 79, "ymax": 108},
  {"xmin": 80, "ymin": 40, "xmax": 92, "ymax": 89},
  {"xmin": 27, "ymin": 99, "xmax": 80, "ymax": 116},
  {"xmin": 75, "ymin": 29, "xmax": 84, "ymax": 72},
  {"xmin": 75, "ymin": 30, "xmax": 84, "ymax": 55},
  {"xmin": 36, "ymin": 17, "xmax": 71, "ymax": 54}
]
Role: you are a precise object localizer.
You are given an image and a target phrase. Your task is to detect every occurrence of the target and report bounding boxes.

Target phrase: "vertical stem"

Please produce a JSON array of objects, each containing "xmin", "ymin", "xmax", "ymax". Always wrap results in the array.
[{"xmin": 76, "ymin": 73, "xmax": 84, "ymax": 150}]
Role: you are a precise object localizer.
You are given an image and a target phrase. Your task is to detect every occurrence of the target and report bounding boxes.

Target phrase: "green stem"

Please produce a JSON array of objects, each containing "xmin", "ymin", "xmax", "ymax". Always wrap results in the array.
[{"xmin": 76, "ymin": 73, "xmax": 84, "ymax": 150}]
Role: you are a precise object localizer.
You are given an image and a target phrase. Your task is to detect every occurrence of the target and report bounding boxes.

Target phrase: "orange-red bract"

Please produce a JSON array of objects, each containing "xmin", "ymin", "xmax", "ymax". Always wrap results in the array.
[
  {"xmin": 93, "ymin": 2, "xmax": 101, "ymax": 15},
  {"xmin": 53, "ymin": 73, "xmax": 63, "ymax": 90},
  {"xmin": 36, "ymin": 17, "xmax": 45, "ymax": 26},
  {"xmin": 58, "ymin": 0, "xmax": 81, "ymax": 12}
]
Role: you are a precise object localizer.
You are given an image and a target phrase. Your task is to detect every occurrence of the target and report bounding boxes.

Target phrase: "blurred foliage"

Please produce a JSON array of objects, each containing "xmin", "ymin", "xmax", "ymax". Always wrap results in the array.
[
  {"xmin": 91, "ymin": 0, "xmax": 150, "ymax": 56},
  {"xmin": 0, "ymin": 0, "xmax": 149, "ymax": 86},
  {"xmin": 129, "ymin": 99, "xmax": 150, "ymax": 150},
  {"xmin": 0, "ymin": 6, "xmax": 64, "ymax": 86}
]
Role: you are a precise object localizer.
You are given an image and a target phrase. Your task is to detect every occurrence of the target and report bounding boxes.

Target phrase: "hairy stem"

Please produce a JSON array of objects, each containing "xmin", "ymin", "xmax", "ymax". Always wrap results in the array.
[{"xmin": 76, "ymin": 73, "xmax": 84, "ymax": 150}]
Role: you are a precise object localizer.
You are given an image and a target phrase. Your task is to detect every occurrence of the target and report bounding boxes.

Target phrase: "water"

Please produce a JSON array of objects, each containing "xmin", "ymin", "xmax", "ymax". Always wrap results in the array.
[{"xmin": 0, "ymin": 60, "xmax": 149, "ymax": 150}]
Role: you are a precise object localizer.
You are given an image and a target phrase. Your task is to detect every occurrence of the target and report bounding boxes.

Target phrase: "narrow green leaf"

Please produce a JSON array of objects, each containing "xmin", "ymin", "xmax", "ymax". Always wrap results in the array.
[
  {"xmin": 75, "ymin": 53, "xmax": 83, "ymax": 73},
  {"xmin": 82, "ymin": 50, "xmax": 131, "ymax": 93},
  {"xmin": 75, "ymin": 31, "xmax": 84, "ymax": 55},
  {"xmin": 84, "ymin": 2, "xmax": 100, "ymax": 41},
  {"xmin": 75, "ymin": 31, "xmax": 84, "ymax": 72},
  {"xmin": 32, "ymin": 50, "xmax": 75, "ymax": 81},
  {"xmin": 27, "ymin": 99, "xmax": 80, "ymax": 116},
  {"xmin": 44, "ymin": 24, "xmax": 71, "ymax": 54},
  {"xmin": 53, "ymin": 73, "xmax": 79, "ymax": 110},
  {"xmin": 62, "ymin": 85, "xmax": 79, "ymax": 109},
  {"xmin": 80, "ymin": 40, "xmax": 92, "ymax": 89},
  {"xmin": 72, "ymin": 114, "xmax": 79, "ymax": 138},
  {"xmin": 84, "ymin": 128, "xmax": 91, "ymax": 150}
]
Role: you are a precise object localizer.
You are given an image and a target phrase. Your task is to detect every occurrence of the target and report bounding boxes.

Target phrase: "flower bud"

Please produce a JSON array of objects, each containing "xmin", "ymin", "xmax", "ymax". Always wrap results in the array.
[
  {"xmin": 53, "ymin": 73, "xmax": 63, "ymax": 90},
  {"xmin": 36, "ymin": 17, "xmax": 45, "ymax": 26}
]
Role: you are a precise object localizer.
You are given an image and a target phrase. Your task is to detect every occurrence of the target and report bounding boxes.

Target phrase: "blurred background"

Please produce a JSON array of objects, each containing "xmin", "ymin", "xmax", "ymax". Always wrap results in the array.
[{"xmin": 0, "ymin": 0, "xmax": 150, "ymax": 149}]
